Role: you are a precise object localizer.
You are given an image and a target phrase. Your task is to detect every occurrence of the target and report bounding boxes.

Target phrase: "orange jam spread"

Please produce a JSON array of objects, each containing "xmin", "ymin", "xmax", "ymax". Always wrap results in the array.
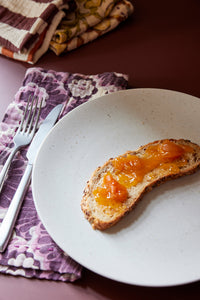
[
  {"xmin": 93, "ymin": 173, "xmax": 128, "ymax": 207},
  {"xmin": 93, "ymin": 140, "xmax": 194, "ymax": 206}
]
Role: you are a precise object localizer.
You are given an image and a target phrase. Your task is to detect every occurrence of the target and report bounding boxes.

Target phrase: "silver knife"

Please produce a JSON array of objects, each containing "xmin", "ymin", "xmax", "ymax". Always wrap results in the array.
[{"xmin": 0, "ymin": 103, "xmax": 63, "ymax": 252}]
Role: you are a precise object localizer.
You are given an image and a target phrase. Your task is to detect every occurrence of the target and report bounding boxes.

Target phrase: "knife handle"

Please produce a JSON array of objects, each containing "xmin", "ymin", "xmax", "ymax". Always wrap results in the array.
[{"xmin": 0, "ymin": 164, "xmax": 32, "ymax": 252}]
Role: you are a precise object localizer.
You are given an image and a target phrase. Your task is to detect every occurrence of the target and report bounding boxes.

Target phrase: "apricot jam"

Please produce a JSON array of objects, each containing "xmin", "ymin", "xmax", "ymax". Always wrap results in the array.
[
  {"xmin": 93, "ymin": 140, "xmax": 194, "ymax": 205},
  {"xmin": 93, "ymin": 173, "xmax": 128, "ymax": 207}
]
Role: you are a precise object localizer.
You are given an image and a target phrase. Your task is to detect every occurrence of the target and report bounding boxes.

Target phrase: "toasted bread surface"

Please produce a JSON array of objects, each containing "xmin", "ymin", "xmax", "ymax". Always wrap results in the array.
[{"xmin": 81, "ymin": 139, "xmax": 200, "ymax": 230}]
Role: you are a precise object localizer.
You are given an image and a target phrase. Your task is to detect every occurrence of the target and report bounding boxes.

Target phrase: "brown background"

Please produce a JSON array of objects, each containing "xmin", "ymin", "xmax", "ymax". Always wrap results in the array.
[{"xmin": 0, "ymin": 0, "xmax": 200, "ymax": 299}]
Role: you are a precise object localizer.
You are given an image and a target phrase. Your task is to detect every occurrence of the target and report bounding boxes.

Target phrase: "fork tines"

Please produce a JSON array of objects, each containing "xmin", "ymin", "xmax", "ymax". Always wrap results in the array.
[{"xmin": 19, "ymin": 95, "xmax": 43, "ymax": 135}]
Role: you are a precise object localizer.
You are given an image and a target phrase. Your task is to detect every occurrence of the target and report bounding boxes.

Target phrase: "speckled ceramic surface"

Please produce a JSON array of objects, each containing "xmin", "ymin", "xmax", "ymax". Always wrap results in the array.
[{"xmin": 32, "ymin": 88, "xmax": 200, "ymax": 286}]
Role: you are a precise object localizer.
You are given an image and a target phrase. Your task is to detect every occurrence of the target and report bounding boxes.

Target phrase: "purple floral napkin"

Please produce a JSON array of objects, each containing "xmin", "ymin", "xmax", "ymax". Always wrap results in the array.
[{"xmin": 0, "ymin": 67, "xmax": 128, "ymax": 281}]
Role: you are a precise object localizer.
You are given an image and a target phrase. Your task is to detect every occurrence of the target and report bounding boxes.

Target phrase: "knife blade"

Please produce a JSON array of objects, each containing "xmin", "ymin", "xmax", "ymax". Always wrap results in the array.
[
  {"xmin": 27, "ymin": 103, "xmax": 63, "ymax": 164},
  {"xmin": 0, "ymin": 103, "xmax": 63, "ymax": 252}
]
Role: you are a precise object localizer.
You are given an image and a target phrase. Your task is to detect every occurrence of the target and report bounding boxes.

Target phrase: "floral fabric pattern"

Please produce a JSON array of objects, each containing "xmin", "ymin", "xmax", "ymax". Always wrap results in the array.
[
  {"xmin": 50, "ymin": 0, "xmax": 134, "ymax": 55},
  {"xmin": 0, "ymin": 67, "xmax": 128, "ymax": 281}
]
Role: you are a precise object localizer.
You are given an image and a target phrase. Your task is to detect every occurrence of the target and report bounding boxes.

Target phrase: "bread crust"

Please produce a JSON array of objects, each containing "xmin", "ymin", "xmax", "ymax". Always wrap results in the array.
[{"xmin": 81, "ymin": 139, "xmax": 200, "ymax": 230}]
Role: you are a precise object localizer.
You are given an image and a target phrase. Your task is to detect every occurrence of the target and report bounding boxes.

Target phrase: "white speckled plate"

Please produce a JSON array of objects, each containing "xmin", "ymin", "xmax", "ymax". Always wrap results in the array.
[{"xmin": 32, "ymin": 88, "xmax": 200, "ymax": 287}]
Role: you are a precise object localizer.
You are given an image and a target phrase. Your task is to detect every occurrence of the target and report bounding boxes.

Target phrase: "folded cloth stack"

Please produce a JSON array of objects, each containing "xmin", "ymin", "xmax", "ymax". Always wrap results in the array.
[
  {"xmin": 0, "ymin": 0, "xmax": 75, "ymax": 63},
  {"xmin": 0, "ymin": 67, "xmax": 128, "ymax": 281},
  {"xmin": 0, "ymin": 0, "xmax": 133, "ymax": 64},
  {"xmin": 50, "ymin": 0, "xmax": 134, "ymax": 55}
]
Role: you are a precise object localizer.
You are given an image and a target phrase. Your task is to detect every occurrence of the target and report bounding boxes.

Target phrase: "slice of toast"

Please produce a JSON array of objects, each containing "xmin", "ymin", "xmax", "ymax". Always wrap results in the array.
[{"xmin": 81, "ymin": 139, "xmax": 200, "ymax": 230}]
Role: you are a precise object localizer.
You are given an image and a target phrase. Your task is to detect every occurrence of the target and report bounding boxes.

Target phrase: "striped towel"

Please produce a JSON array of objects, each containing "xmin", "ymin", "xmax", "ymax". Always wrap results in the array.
[{"xmin": 0, "ymin": 0, "xmax": 75, "ymax": 64}]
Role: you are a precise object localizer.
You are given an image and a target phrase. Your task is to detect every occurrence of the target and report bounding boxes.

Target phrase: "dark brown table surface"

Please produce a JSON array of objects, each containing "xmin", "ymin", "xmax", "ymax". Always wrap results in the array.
[{"xmin": 0, "ymin": 0, "xmax": 200, "ymax": 299}]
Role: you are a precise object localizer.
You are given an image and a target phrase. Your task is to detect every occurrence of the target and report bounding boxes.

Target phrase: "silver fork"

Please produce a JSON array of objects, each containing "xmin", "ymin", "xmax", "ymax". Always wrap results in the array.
[{"xmin": 0, "ymin": 95, "xmax": 43, "ymax": 192}]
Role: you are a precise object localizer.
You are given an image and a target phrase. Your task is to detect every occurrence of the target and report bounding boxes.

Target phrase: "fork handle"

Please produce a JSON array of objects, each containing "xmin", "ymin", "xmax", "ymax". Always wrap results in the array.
[
  {"xmin": 0, "ymin": 145, "xmax": 20, "ymax": 192},
  {"xmin": 0, "ymin": 163, "xmax": 32, "ymax": 252}
]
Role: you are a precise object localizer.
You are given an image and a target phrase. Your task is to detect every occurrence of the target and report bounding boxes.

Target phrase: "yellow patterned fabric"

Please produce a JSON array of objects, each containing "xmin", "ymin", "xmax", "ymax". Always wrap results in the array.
[{"xmin": 50, "ymin": 0, "xmax": 134, "ymax": 55}]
